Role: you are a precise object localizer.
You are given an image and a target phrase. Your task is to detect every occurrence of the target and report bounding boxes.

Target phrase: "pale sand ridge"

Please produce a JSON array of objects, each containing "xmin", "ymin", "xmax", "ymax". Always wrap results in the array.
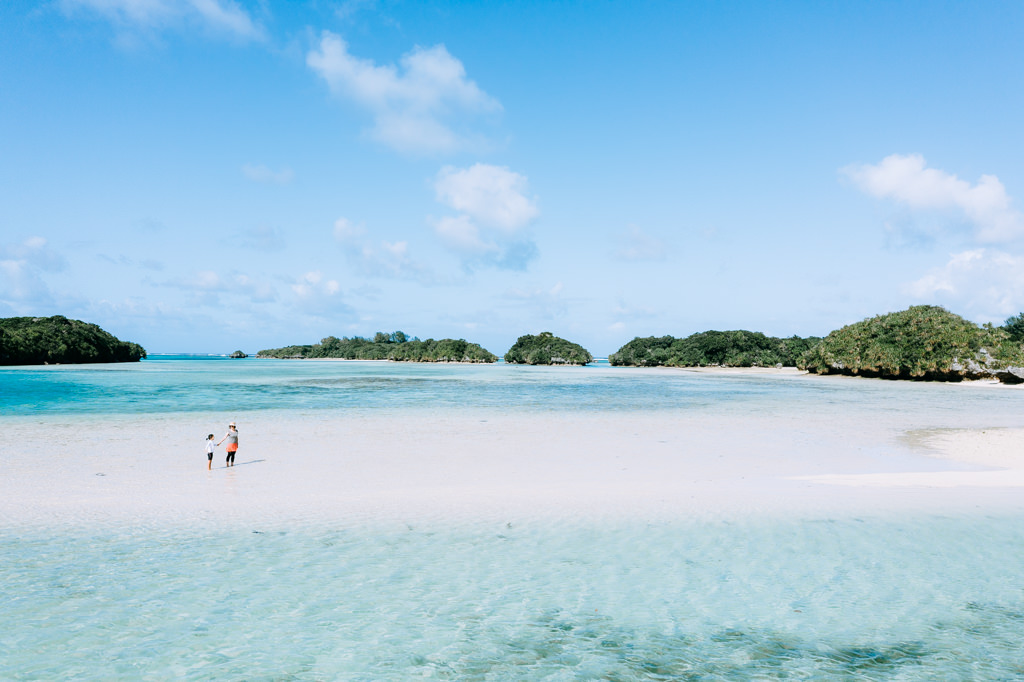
[{"xmin": 3, "ymin": 411, "xmax": 1024, "ymax": 529}]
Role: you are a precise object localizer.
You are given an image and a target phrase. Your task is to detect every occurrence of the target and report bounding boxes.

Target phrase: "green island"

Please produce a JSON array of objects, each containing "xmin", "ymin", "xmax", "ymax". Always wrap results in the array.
[
  {"xmin": 610, "ymin": 306, "xmax": 1024, "ymax": 383},
  {"xmin": 0, "ymin": 315, "xmax": 146, "ymax": 365},
  {"xmin": 610, "ymin": 330, "xmax": 819, "ymax": 368},
  {"xmin": 800, "ymin": 305, "xmax": 1024, "ymax": 382},
  {"xmin": 257, "ymin": 331, "xmax": 498, "ymax": 363},
  {"xmin": 504, "ymin": 332, "xmax": 593, "ymax": 365}
]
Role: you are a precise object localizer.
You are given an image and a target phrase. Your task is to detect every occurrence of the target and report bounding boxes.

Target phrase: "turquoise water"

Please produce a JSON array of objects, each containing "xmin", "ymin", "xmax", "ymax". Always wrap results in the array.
[
  {"xmin": 4, "ymin": 358, "xmax": 1024, "ymax": 679},
  {"xmin": 4, "ymin": 517, "xmax": 1024, "ymax": 679},
  {"xmin": 3, "ymin": 355, "xmax": 1023, "ymax": 425}
]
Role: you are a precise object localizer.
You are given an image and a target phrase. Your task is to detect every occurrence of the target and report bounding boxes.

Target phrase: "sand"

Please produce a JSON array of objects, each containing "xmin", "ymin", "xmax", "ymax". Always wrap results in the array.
[{"xmin": 3, "ymin": 408, "xmax": 1024, "ymax": 530}]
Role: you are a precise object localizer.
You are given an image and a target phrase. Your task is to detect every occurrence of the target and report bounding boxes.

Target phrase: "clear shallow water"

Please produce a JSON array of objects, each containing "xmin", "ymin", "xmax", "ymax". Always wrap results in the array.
[
  {"xmin": 3, "ymin": 355, "xmax": 1024, "ymax": 426},
  {"xmin": 4, "ymin": 517, "xmax": 1024, "ymax": 680},
  {"xmin": 4, "ymin": 357, "xmax": 1024, "ymax": 679}
]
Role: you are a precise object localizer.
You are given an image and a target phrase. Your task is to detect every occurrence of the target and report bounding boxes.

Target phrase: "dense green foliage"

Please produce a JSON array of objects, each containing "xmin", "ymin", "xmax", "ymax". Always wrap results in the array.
[
  {"xmin": 609, "ymin": 331, "xmax": 819, "ymax": 367},
  {"xmin": 504, "ymin": 332, "xmax": 593, "ymax": 365},
  {"xmin": 0, "ymin": 316, "xmax": 146, "ymax": 365},
  {"xmin": 257, "ymin": 331, "xmax": 497, "ymax": 363},
  {"xmin": 229, "ymin": 350, "xmax": 248, "ymax": 358},
  {"xmin": 800, "ymin": 305, "xmax": 1024, "ymax": 380},
  {"xmin": 1003, "ymin": 312, "xmax": 1024, "ymax": 343}
]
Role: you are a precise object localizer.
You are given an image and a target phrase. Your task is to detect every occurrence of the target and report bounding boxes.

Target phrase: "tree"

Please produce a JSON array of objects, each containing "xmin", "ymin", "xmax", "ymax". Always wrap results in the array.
[{"xmin": 1003, "ymin": 313, "xmax": 1024, "ymax": 343}]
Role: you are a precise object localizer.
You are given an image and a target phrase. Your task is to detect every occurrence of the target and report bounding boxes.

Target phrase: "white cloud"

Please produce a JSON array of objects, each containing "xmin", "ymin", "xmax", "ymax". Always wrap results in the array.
[
  {"xmin": 433, "ymin": 215, "xmax": 494, "ymax": 255},
  {"xmin": 435, "ymin": 164, "xmax": 538, "ymax": 231},
  {"xmin": 61, "ymin": 0, "xmax": 264, "ymax": 40},
  {"xmin": 843, "ymin": 154, "xmax": 1024, "ymax": 242},
  {"xmin": 614, "ymin": 224, "xmax": 668, "ymax": 262},
  {"xmin": 306, "ymin": 32, "xmax": 501, "ymax": 154},
  {"xmin": 907, "ymin": 248, "xmax": 1024, "ymax": 319},
  {"xmin": 241, "ymin": 164, "xmax": 294, "ymax": 185},
  {"xmin": 431, "ymin": 164, "xmax": 539, "ymax": 270}
]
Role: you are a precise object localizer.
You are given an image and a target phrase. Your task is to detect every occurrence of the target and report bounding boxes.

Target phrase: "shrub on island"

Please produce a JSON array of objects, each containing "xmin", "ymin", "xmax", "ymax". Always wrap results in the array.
[
  {"xmin": 0, "ymin": 315, "xmax": 146, "ymax": 365},
  {"xmin": 504, "ymin": 332, "xmax": 593, "ymax": 365},
  {"xmin": 799, "ymin": 305, "xmax": 1024, "ymax": 382},
  {"xmin": 230, "ymin": 350, "xmax": 248, "ymax": 358},
  {"xmin": 1003, "ymin": 312, "xmax": 1024, "ymax": 343},
  {"xmin": 256, "ymin": 331, "xmax": 497, "ymax": 363},
  {"xmin": 609, "ymin": 330, "xmax": 819, "ymax": 368}
]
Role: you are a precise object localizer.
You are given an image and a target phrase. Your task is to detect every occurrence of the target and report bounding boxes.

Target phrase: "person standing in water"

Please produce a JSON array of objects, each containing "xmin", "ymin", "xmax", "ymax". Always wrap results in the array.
[
  {"xmin": 205, "ymin": 433, "xmax": 216, "ymax": 470},
  {"xmin": 218, "ymin": 422, "xmax": 238, "ymax": 467}
]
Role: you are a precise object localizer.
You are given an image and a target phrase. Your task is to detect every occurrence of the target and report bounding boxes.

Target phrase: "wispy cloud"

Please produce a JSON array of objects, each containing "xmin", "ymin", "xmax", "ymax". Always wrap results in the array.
[
  {"xmin": 613, "ymin": 224, "xmax": 668, "ymax": 262},
  {"xmin": 503, "ymin": 282, "xmax": 567, "ymax": 319},
  {"xmin": 60, "ymin": 0, "xmax": 265, "ymax": 42},
  {"xmin": 0, "ymin": 259, "xmax": 55, "ymax": 307},
  {"xmin": 432, "ymin": 164, "xmax": 539, "ymax": 270},
  {"xmin": 241, "ymin": 164, "xmax": 294, "ymax": 185},
  {"xmin": 334, "ymin": 217, "xmax": 435, "ymax": 282},
  {"xmin": 843, "ymin": 154, "xmax": 1024, "ymax": 243},
  {"xmin": 290, "ymin": 270, "xmax": 354, "ymax": 317},
  {"xmin": 236, "ymin": 225, "xmax": 287, "ymax": 252},
  {"xmin": 907, "ymin": 248, "xmax": 1024, "ymax": 320},
  {"xmin": 0, "ymin": 237, "xmax": 68, "ymax": 309},
  {"xmin": 166, "ymin": 269, "xmax": 277, "ymax": 306},
  {"xmin": 306, "ymin": 32, "xmax": 501, "ymax": 154}
]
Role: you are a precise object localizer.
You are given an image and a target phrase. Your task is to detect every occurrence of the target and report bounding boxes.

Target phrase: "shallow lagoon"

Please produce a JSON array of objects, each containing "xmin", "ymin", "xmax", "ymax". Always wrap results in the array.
[
  {"xmin": 3, "ymin": 357, "xmax": 1024, "ymax": 679},
  {"xmin": 5, "ymin": 516, "xmax": 1024, "ymax": 680}
]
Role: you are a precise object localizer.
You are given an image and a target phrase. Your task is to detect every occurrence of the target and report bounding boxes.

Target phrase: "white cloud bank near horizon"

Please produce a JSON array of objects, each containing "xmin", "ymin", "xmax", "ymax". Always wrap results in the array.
[
  {"xmin": 843, "ymin": 153, "xmax": 1024, "ymax": 243},
  {"xmin": 306, "ymin": 32, "xmax": 501, "ymax": 154},
  {"xmin": 908, "ymin": 249, "xmax": 1024, "ymax": 320}
]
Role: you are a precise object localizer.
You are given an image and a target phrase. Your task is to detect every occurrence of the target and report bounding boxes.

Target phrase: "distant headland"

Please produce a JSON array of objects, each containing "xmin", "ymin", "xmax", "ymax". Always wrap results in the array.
[{"xmin": 0, "ymin": 316, "xmax": 146, "ymax": 365}]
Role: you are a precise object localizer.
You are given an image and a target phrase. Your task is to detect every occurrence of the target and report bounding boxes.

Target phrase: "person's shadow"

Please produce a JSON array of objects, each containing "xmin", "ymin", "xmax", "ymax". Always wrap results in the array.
[{"xmin": 216, "ymin": 459, "xmax": 266, "ymax": 469}]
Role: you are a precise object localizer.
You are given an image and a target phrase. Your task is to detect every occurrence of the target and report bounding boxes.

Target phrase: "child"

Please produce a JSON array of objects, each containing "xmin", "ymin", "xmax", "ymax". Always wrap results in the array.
[{"xmin": 205, "ymin": 433, "xmax": 216, "ymax": 470}]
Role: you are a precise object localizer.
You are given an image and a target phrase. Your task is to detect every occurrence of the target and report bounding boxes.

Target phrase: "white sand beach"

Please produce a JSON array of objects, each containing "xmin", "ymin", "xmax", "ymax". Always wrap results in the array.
[{"xmin": 3, "ymin": 410, "xmax": 1024, "ymax": 530}]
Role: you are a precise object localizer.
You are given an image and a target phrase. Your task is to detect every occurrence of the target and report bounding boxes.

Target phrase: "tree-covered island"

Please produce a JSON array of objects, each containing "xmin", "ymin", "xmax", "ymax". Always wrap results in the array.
[
  {"xmin": 609, "ymin": 330, "xmax": 819, "ymax": 368},
  {"xmin": 504, "ymin": 332, "xmax": 593, "ymax": 365},
  {"xmin": 257, "ymin": 331, "xmax": 498, "ymax": 363},
  {"xmin": 608, "ymin": 306, "xmax": 1024, "ymax": 383},
  {"xmin": 0, "ymin": 316, "xmax": 147, "ymax": 365},
  {"xmin": 799, "ymin": 305, "xmax": 1024, "ymax": 382}
]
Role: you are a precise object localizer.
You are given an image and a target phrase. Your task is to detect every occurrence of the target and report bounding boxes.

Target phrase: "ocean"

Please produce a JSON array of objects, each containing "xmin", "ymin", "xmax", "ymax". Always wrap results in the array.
[{"xmin": 3, "ymin": 357, "xmax": 1024, "ymax": 679}]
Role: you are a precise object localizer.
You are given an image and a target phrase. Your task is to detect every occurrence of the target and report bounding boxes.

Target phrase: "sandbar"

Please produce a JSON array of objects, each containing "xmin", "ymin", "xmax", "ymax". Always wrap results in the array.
[{"xmin": 3, "ymin": 408, "xmax": 1024, "ymax": 531}]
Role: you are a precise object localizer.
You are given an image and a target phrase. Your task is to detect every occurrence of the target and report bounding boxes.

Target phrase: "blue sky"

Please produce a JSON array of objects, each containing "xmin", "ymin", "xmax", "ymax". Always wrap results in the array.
[{"xmin": 2, "ymin": 1, "xmax": 1023, "ymax": 355}]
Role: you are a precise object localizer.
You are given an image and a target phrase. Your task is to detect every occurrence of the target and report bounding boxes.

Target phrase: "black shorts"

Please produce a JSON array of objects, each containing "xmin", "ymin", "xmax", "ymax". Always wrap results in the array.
[{"xmin": 207, "ymin": 452, "xmax": 214, "ymax": 461}]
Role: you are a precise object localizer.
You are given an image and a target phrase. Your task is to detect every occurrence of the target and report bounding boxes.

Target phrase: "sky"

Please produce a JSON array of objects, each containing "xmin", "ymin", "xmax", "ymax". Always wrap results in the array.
[{"xmin": 2, "ymin": 1, "xmax": 1024, "ymax": 356}]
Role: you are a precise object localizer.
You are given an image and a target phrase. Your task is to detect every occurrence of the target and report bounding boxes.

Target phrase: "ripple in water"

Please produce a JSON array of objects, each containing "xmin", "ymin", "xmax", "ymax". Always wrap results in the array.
[{"xmin": 4, "ymin": 515, "xmax": 1024, "ymax": 679}]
